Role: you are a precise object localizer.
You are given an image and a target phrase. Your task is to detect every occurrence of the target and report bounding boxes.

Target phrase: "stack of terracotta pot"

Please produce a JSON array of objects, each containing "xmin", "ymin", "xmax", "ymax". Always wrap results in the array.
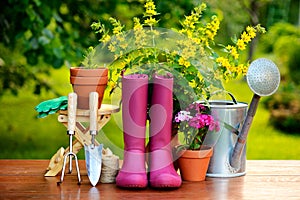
[{"xmin": 70, "ymin": 67, "xmax": 108, "ymax": 109}]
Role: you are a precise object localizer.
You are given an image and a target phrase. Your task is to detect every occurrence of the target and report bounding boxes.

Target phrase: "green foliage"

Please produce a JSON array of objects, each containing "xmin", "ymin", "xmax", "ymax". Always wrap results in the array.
[
  {"xmin": 264, "ymin": 83, "xmax": 300, "ymax": 134},
  {"xmin": 272, "ymin": 33, "xmax": 300, "ymax": 84},
  {"xmin": 260, "ymin": 22, "xmax": 300, "ymax": 133},
  {"xmin": 261, "ymin": 22, "xmax": 300, "ymax": 53},
  {"xmin": 272, "ymin": 34, "xmax": 300, "ymax": 81},
  {"xmin": 0, "ymin": 0, "xmax": 119, "ymax": 95},
  {"xmin": 285, "ymin": 38, "xmax": 300, "ymax": 84},
  {"xmin": 81, "ymin": 47, "xmax": 100, "ymax": 69},
  {"xmin": 0, "ymin": 43, "xmax": 55, "ymax": 96}
]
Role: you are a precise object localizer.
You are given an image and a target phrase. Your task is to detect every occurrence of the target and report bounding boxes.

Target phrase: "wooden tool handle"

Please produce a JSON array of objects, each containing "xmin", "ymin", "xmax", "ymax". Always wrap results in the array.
[
  {"xmin": 67, "ymin": 93, "xmax": 77, "ymax": 132},
  {"xmin": 89, "ymin": 92, "xmax": 98, "ymax": 132}
]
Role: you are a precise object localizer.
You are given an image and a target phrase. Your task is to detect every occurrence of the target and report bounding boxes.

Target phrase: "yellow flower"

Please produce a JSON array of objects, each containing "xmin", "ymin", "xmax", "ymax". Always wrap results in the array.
[
  {"xmin": 90, "ymin": 22, "xmax": 101, "ymax": 30},
  {"xmin": 144, "ymin": 0, "xmax": 158, "ymax": 17},
  {"xmin": 100, "ymin": 34, "xmax": 111, "ymax": 43},
  {"xmin": 236, "ymin": 66, "xmax": 242, "ymax": 74},
  {"xmin": 201, "ymin": 38, "xmax": 209, "ymax": 46},
  {"xmin": 133, "ymin": 17, "xmax": 143, "ymax": 30},
  {"xmin": 192, "ymin": 37, "xmax": 200, "ymax": 44},
  {"xmin": 181, "ymin": 45, "xmax": 196, "ymax": 59},
  {"xmin": 206, "ymin": 30, "xmax": 213, "ymax": 40},
  {"xmin": 241, "ymin": 31, "xmax": 251, "ymax": 43},
  {"xmin": 226, "ymin": 45, "xmax": 239, "ymax": 59},
  {"xmin": 144, "ymin": 1, "xmax": 155, "ymax": 9},
  {"xmin": 211, "ymin": 16, "xmax": 220, "ymax": 27},
  {"xmin": 242, "ymin": 64, "xmax": 249, "ymax": 75},
  {"xmin": 200, "ymin": 2, "xmax": 207, "ymax": 10},
  {"xmin": 145, "ymin": 8, "xmax": 157, "ymax": 16},
  {"xmin": 231, "ymin": 48, "xmax": 239, "ymax": 59},
  {"xmin": 223, "ymin": 71, "xmax": 230, "ymax": 82},
  {"xmin": 109, "ymin": 17, "xmax": 124, "ymax": 35},
  {"xmin": 186, "ymin": 30, "xmax": 193, "ymax": 38},
  {"xmin": 180, "ymin": 3, "xmax": 204, "ymax": 33},
  {"xmin": 246, "ymin": 26, "xmax": 257, "ymax": 38},
  {"xmin": 185, "ymin": 15, "xmax": 194, "ymax": 21},
  {"xmin": 184, "ymin": 60, "xmax": 191, "ymax": 67},
  {"xmin": 116, "ymin": 35, "xmax": 125, "ymax": 42},
  {"xmin": 178, "ymin": 57, "xmax": 191, "ymax": 67},
  {"xmin": 108, "ymin": 43, "xmax": 116, "ymax": 52},
  {"xmin": 216, "ymin": 57, "xmax": 231, "ymax": 69},
  {"xmin": 225, "ymin": 45, "xmax": 233, "ymax": 51},
  {"xmin": 178, "ymin": 57, "xmax": 185, "ymax": 66},
  {"xmin": 120, "ymin": 42, "xmax": 128, "ymax": 49},
  {"xmin": 109, "ymin": 82, "xmax": 116, "ymax": 89},
  {"xmin": 144, "ymin": 16, "xmax": 158, "ymax": 26},
  {"xmin": 113, "ymin": 26, "xmax": 123, "ymax": 35},
  {"xmin": 201, "ymin": 15, "xmax": 220, "ymax": 42},
  {"xmin": 216, "ymin": 57, "xmax": 223, "ymax": 63},
  {"xmin": 237, "ymin": 39, "xmax": 246, "ymax": 50}
]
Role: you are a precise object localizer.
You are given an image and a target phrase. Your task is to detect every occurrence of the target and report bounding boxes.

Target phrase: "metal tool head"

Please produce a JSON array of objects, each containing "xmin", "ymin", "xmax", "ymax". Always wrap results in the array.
[
  {"xmin": 85, "ymin": 92, "xmax": 103, "ymax": 186},
  {"xmin": 85, "ymin": 144, "xmax": 103, "ymax": 186},
  {"xmin": 246, "ymin": 58, "xmax": 280, "ymax": 96}
]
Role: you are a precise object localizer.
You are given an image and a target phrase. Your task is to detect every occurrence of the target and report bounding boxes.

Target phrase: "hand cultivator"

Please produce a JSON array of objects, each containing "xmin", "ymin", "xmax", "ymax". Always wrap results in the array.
[{"xmin": 57, "ymin": 93, "xmax": 81, "ymax": 185}]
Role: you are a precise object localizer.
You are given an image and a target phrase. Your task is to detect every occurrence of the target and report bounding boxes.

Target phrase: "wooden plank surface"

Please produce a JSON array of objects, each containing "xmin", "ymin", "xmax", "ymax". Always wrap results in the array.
[{"xmin": 0, "ymin": 160, "xmax": 300, "ymax": 199}]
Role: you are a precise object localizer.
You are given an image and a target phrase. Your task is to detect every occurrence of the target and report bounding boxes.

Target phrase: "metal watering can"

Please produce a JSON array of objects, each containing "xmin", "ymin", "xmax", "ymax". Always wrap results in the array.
[
  {"xmin": 205, "ymin": 99, "xmax": 248, "ymax": 177},
  {"xmin": 204, "ymin": 58, "xmax": 280, "ymax": 177}
]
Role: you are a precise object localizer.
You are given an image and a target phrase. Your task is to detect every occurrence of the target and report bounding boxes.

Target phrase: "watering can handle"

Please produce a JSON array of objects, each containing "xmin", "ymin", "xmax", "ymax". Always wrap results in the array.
[
  {"xmin": 208, "ymin": 90, "xmax": 238, "ymax": 104},
  {"xmin": 227, "ymin": 92, "xmax": 238, "ymax": 104}
]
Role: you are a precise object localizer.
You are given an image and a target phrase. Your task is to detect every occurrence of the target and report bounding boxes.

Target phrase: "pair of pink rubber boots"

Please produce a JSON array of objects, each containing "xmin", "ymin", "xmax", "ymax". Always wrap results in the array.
[{"xmin": 116, "ymin": 73, "xmax": 182, "ymax": 189}]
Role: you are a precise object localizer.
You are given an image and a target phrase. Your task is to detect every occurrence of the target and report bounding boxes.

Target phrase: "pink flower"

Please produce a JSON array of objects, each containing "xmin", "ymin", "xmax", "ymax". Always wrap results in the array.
[
  {"xmin": 175, "ymin": 102, "xmax": 219, "ymax": 132},
  {"xmin": 175, "ymin": 111, "xmax": 192, "ymax": 122}
]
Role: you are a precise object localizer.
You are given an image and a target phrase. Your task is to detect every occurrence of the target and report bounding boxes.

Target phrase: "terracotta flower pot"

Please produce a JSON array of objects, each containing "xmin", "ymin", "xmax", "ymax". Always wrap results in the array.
[
  {"xmin": 70, "ymin": 67, "xmax": 108, "ymax": 109},
  {"xmin": 178, "ymin": 147, "xmax": 213, "ymax": 181}
]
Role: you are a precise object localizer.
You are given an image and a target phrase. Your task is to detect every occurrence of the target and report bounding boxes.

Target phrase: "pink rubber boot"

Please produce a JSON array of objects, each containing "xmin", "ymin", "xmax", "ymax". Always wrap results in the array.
[
  {"xmin": 116, "ymin": 74, "xmax": 148, "ymax": 188},
  {"xmin": 149, "ymin": 73, "xmax": 182, "ymax": 188}
]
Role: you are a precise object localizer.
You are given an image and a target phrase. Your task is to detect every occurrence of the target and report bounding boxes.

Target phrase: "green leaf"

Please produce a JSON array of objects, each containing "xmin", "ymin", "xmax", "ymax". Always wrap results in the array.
[
  {"xmin": 42, "ymin": 28, "xmax": 53, "ymax": 39},
  {"xmin": 38, "ymin": 36, "xmax": 50, "ymax": 45}
]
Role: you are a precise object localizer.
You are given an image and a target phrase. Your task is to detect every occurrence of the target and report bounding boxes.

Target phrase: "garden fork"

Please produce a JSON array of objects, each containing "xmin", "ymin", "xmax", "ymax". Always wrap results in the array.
[{"xmin": 57, "ymin": 92, "xmax": 81, "ymax": 185}]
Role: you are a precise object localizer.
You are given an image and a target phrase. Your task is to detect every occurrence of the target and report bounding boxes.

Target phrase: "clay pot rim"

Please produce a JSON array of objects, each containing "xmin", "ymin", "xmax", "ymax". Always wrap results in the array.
[
  {"xmin": 70, "ymin": 67, "xmax": 108, "ymax": 77},
  {"xmin": 180, "ymin": 147, "xmax": 213, "ymax": 159},
  {"xmin": 123, "ymin": 74, "xmax": 148, "ymax": 79},
  {"xmin": 70, "ymin": 76, "xmax": 108, "ymax": 85}
]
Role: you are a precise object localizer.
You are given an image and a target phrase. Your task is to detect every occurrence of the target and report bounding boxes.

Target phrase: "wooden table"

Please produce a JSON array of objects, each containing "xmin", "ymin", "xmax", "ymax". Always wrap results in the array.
[{"xmin": 1, "ymin": 160, "xmax": 300, "ymax": 199}]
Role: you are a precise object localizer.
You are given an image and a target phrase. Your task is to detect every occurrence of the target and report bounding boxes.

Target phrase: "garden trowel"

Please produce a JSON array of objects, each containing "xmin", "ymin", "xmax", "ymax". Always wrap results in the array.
[{"xmin": 85, "ymin": 92, "xmax": 103, "ymax": 186}]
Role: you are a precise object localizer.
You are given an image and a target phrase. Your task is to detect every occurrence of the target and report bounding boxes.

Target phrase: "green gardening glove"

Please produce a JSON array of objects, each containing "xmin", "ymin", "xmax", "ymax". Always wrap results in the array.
[{"xmin": 35, "ymin": 96, "xmax": 68, "ymax": 118}]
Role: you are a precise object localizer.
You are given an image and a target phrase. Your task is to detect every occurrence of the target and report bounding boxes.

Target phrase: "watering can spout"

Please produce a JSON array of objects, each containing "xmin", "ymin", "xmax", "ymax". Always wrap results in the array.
[{"xmin": 230, "ymin": 58, "xmax": 280, "ymax": 170}]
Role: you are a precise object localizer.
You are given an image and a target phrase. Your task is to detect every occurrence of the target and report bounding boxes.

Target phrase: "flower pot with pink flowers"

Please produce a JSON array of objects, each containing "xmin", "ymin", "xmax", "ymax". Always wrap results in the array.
[{"xmin": 174, "ymin": 102, "xmax": 220, "ymax": 181}]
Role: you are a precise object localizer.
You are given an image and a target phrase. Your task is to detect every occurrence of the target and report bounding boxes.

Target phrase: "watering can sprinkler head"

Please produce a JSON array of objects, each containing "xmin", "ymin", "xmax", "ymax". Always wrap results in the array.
[
  {"xmin": 230, "ymin": 58, "xmax": 280, "ymax": 169},
  {"xmin": 246, "ymin": 58, "xmax": 281, "ymax": 97}
]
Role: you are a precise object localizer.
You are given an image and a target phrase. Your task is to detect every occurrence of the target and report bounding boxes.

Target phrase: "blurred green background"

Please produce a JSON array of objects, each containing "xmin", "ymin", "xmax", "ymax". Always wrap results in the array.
[{"xmin": 0, "ymin": 0, "xmax": 299, "ymax": 160}]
